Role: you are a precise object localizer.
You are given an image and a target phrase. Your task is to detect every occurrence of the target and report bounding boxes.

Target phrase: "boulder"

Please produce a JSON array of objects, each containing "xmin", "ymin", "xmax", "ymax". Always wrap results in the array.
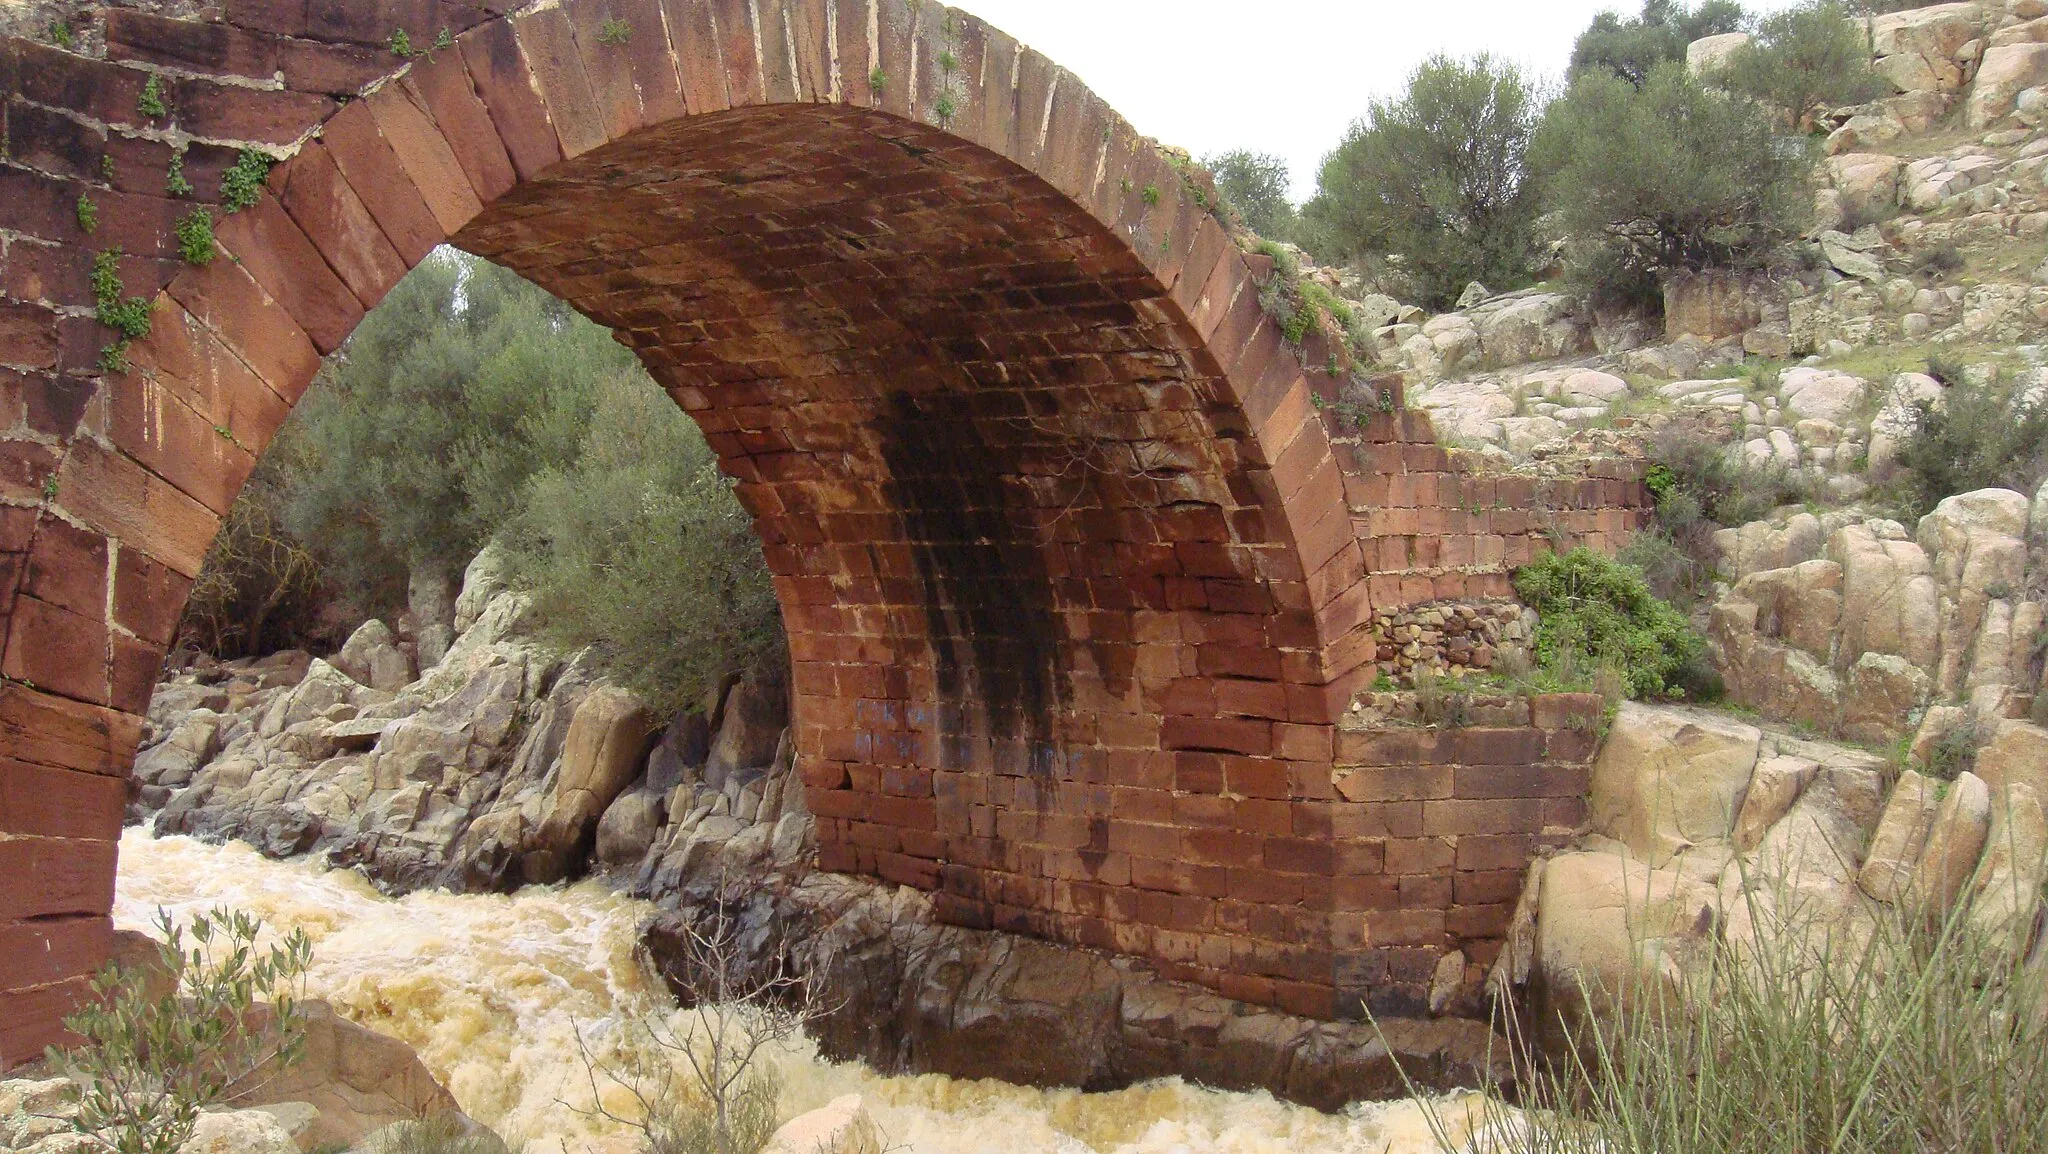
[
  {"xmin": 1919, "ymin": 487, "xmax": 2033, "ymax": 543},
  {"xmin": 1590, "ymin": 704, "xmax": 1764, "ymax": 867},
  {"xmin": 534, "ymin": 686, "xmax": 655, "ymax": 876},
  {"xmin": 1969, "ymin": 42, "xmax": 2048, "ymax": 124},
  {"xmin": 177, "ymin": 1111, "xmax": 298, "ymax": 1154},
  {"xmin": 1818, "ymin": 231, "xmax": 1885, "ymax": 282},
  {"xmin": 1664, "ymin": 269, "xmax": 1767, "ymax": 340},
  {"xmin": 704, "ymin": 678, "xmax": 788, "ymax": 790},
  {"xmin": 232, "ymin": 1000, "xmax": 466, "ymax": 1151},
  {"xmin": 1969, "ymin": 781, "xmax": 2048, "ymax": 943},
  {"xmin": 1732, "ymin": 754, "xmax": 1821, "ymax": 853},
  {"xmin": 1871, "ymin": 3, "xmax": 1982, "ymax": 63},
  {"xmin": 332, "ymin": 620, "xmax": 414, "ymax": 692},
  {"xmin": 1558, "ymin": 369, "xmax": 1630, "ymax": 406},
  {"xmin": 1533, "ymin": 851, "xmax": 1707, "ymax": 1020},
  {"xmin": 1828, "ymin": 523, "xmax": 1940, "ymax": 669},
  {"xmin": 1907, "ymin": 771, "xmax": 1993, "ymax": 915},
  {"xmin": 452, "ymin": 544, "xmax": 510, "ymax": 634},
  {"xmin": 1829, "ymin": 153, "xmax": 1904, "ymax": 223},
  {"xmin": 596, "ymin": 787, "xmax": 666, "ymax": 868},
  {"xmin": 1840, "ymin": 653, "xmax": 1934, "ymax": 745},
  {"xmin": 1975, "ymin": 719, "xmax": 2048, "ymax": 799},
  {"xmin": 1687, "ymin": 31, "xmax": 1752, "ymax": 74},
  {"xmin": 1858, "ymin": 770, "xmax": 1944, "ymax": 902},
  {"xmin": 759, "ymin": 1096, "xmax": 883, "ymax": 1154},
  {"xmin": 135, "ymin": 710, "xmax": 223, "ymax": 787},
  {"xmin": 1779, "ymin": 367, "xmax": 1869, "ymax": 422}
]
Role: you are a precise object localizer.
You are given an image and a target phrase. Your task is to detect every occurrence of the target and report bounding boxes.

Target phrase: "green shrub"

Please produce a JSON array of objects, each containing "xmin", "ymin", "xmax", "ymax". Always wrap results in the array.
[
  {"xmin": 1892, "ymin": 371, "xmax": 2048, "ymax": 519},
  {"xmin": 1514, "ymin": 547, "xmax": 1707, "ymax": 699},
  {"xmin": 1535, "ymin": 61, "xmax": 1815, "ymax": 303},
  {"xmin": 1569, "ymin": 0, "xmax": 1747, "ymax": 87},
  {"xmin": 1718, "ymin": 1, "xmax": 1890, "ymax": 126},
  {"xmin": 54, "ymin": 908, "xmax": 313, "ymax": 1154},
  {"xmin": 1203, "ymin": 149, "xmax": 1298, "ymax": 242},
  {"xmin": 362, "ymin": 1116, "xmax": 509, "ymax": 1154},
  {"xmin": 1300, "ymin": 53, "xmax": 1543, "ymax": 310},
  {"xmin": 179, "ymin": 436, "xmax": 333, "ymax": 659},
  {"xmin": 498, "ymin": 373, "xmax": 783, "ymax": 719},
  {"xmin": 1422, "ymin": 890, "xmax": 2048, "ymax": 1154}
]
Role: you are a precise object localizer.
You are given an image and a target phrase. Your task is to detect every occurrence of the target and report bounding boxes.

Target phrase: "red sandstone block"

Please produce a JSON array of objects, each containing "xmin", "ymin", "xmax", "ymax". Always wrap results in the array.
[
  {"xmin": 1332, "ymin": 875, "xmax": 1399, "ymax": 911},
  {"xmin": 1454, "ymin": 763, "xmax": 1592, "ymax": 801},
  {"xmin": 1423, "ymin": 798, "xmax": 1545, "ymax": 837},
  {"xmin": 103, "ymin": 368, "xmax": 257, "ymax": 515},
  {"xmin": 1398, "ymin": 874, "xmax": 1454, "ymax": 910},
  {"xmin": 558, "ymin": 0, "xmax": 646, "ymax": 139},
  {"xmin": 20, "ymin": 517, "xmax": 107, "ymax": 620},
  {"xmin": 166, "ymin": 242, "xmax": 322, "ymax": 403},
  {"xmin": 0, "ymin": 976, "xmax": 90, "ymax": 1071},
  {"xmin": 1364, "ymin": 908, "xmax": 1446, "ymax": 948},
  {"xmin": 1161, "ymin": 715, "xmax": 1271, "ymax": 757},
  {"xmin": 510, "ymin": 6, "xmax": 609, "ymax": 157},
  {"xmin": 1447, "ymin": 904, "xmax": 1513, "ymax": 939},
  {"xmin": 1455, "ymin": 834, "xmax": 1537, "ymax": 873},
  {"xmin": 317, "ymin": 100, "xmax": 446, "ymax": 266},
  {"xmin": 1333, "ymin": 838, "xmax": 1386, "ymax": 876},
  {"xmin": 0, "ymin": 836, "xmax": 117, "ymax": 921},
  {"xmin": 0, "ymin": 913, "xmax": 112, "ymax": 990},
  {"xmin": 1454, "ymin": 869, "xmax": 1526, "ymax": 907},
  {"xmin": 2, "ymin": 596, "xmax": 110, "ymax": 706},
  {"xmin": 0, "ymin": 761, "xmax": 125, "ymax": 841},
  {"xmin": 1263, "ymin": 837, "xmax": 1333, "ymax": 875},
  {"xmin": 276, "ymin": 143, "xmax": 413, "ymax": 312},
  {"xmin": 1222, "ymin": 757, "xmax": 1291, "ymax": 801},
  {"xmin": 1384, "ymin": 836, "xmax": 1456, "ymax": 875},
  {"xmin": 1335, "ymin": 728, "xmax": 1442, "ymax": 768},
  {"xmin": 53, "ymin": 440, "xmax": 220, "ymax": 579},
  {"xmin": 363, "ymin": 85, "xmax": 488, "ymax": 238},
  {"xmin": 1546, "ymin": 729, "xmax": 1602, "ymax": 763},
  {"xmin": 0, "ymin": 684, "xmax": 143, "ymax": 779},
  {"xmin": 1334, "ymin": 765, "xmax": 1452, "ymax": 804}
]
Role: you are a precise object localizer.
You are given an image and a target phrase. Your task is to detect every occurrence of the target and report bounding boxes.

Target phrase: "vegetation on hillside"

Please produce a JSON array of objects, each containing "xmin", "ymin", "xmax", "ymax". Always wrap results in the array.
[
  {"xmin": 1299, "ymin": 54, "xmax": 1542, "ymax": 310},
  {"xmin": 1513, "ymin": 547, "xmax": 1710, "ymax": 700}
]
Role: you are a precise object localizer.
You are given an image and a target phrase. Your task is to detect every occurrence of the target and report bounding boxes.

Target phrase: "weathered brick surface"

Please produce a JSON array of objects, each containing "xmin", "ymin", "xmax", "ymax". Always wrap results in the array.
[{"xmin": 0, "ymin": 0, "xmax": 1652, "ymax": 1060}]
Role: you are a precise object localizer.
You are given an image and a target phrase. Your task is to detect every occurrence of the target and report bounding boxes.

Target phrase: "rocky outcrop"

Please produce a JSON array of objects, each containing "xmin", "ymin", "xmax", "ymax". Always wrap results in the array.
[
  {"xmin": 1709, "ymin": 487, "xmax": 2045, "ymax": 746},
  {"xmin": 1502, "ymin": 702, "xmax": 2047, "ymax": 1035},
  {"xmin": 760, "ymin": 1097, "xmax": 882, "ymax": 1154}
]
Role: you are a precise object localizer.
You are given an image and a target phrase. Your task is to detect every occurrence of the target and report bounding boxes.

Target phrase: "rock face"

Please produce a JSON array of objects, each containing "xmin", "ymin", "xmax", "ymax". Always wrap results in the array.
[
  {"xmin": 1508, "ymin": 704, "xmax": 2048, "ymax": 1039},
  {"xmin": 1709, "ymin": 489, "xmax": 2039, "ymax": 745}
]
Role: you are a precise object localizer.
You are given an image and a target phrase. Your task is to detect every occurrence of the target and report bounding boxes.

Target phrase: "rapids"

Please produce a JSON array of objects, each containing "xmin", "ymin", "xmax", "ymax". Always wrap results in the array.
[{"xmin": 115, "ymin": 829, "xmax": 1504, "ymax": 1154}]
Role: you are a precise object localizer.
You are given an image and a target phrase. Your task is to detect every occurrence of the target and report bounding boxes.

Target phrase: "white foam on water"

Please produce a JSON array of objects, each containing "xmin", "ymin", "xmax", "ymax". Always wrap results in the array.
[{"xmin": 115, "ymin": 829, "xmax": 1507, "ymax": 1154}]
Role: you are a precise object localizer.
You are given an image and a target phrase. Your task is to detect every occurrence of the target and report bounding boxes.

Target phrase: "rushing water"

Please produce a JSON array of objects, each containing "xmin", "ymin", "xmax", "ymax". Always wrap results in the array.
[{"xmin": 115, "ymin": 829, "xmax": 1503, "ymax": 1154}]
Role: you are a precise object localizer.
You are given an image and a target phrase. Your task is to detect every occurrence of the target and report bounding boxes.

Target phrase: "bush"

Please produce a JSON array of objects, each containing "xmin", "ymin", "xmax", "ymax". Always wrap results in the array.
[
  {"xmin": 54, "ymin": 908, "xmax": 312, "ymax": 1154},
  {"xmin": 1536, "ymin": 62, "xmax": 1815, "ymax": 303},
  {"xmin": 1203, "ymin": 149, "xmax": 1297, "ymax": 242},
  {"xmin": 362, "ymin": 1116, "xmax": 509, "ymax": 1154},
  {"xmin": 1569, "ymin": 0, "xmax": 1747, "ymax": 87},
  {"xmin": 498, "ymin": 372, "xmax": 783, "ymax": 719},
  {"xmin": 1428, "ymin": 893, "xmax": 2048, "ymax": 1153},
  {"xmin": 1718, "ymin": 1, "xmax": 1890, "ymax": 127},
  {"xmin": 280, "ymin": 249, "xmax": 626, "ymax": 610},
  {"xmin": 1300, "ymin": 54, "xmax": 1543, "ymax": 310},
  {"xmin": 1513, "ymin": 547, "xmax": 1707, "ymax": 699},
  {"xmin": 1892, "ymin": 371, "xmax": 2048, "ymax": 518},
  {"xmin": 177, "ymin": 435, "xmax": 334, "ymax": 659}
]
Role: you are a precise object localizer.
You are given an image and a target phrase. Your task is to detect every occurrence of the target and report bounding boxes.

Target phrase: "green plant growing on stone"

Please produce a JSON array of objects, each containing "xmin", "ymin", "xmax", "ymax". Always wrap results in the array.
[
  {"xmin": 166, "ymin": 150, "xmax": 192, "ymax": 197},
  {"xmin": 1141, "ymin": 184, "xmax": 1161, "ymax": 207},
  {"xmin": 52, "ymin": 907, "xmax": 313, "ymax": 1154},
  {"xmin": 389, "ymin": 28, "xmax": 416, "ymax": 57},
  {"xmin": 939, "ymin": 49, "xmax": 957, "ymax": 72},
  {"xmin": 597, "ymin": 18, "xmax": 632, "ymax": 45},
  {"xmin": 932, "ymin": 89, "xmax": 958, "ymax": 124},
  {"xmin": 138, "ymin": 73, "xmax": 167, "ymax": 120},
  {"xmin": 101, "ymin": 154, "xmax": 116, "ymax": 181},
  {"xmin": 46, "ymin": 20, "xmax": 74, "ymax": 48},
  {"xmin": 76, "ymin": 194, "xmax": 98, "ymax": 234},
  {"xmin": 435, "ymin": 27, "xmax": 453, "ymax": 51},
  {"xmin": 220, "ymin": 148, "xmax": 274, "ymax": 213},
  {"xmin": 869, "ymin": 67, "xmax": 887, "ymax": 94},
  {"xmin": 92, "ymin": 248, "xmax": 154, "ymax": 371},
  {"xmin": 175, "ymin": 207, "xmax": 216, "ymax": 266},
  {"xmin": 1514, "ymin": 546, "xmax": 1706, "ymax": 700},
  {"xmin": 42, "ymin": 473, "xmax": 59, "ymax": 501}
]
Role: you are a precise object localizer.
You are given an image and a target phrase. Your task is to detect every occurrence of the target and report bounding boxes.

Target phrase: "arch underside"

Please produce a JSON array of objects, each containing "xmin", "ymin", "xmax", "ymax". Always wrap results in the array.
[{"xmin": 457, "ymin": 104, "xmax": 1338, "ymax": 1001}]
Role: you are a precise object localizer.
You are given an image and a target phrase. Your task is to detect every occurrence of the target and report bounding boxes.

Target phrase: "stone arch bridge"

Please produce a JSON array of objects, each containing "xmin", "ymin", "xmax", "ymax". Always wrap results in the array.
[{"xmin": 0, "ymin": 0, "xmax": 1649, "ymax": 1063}]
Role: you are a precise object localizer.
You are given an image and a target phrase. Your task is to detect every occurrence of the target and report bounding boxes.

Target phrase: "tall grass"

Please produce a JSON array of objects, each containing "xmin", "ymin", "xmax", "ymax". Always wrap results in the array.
[{"xmin": 1418, "ymin": 887, "xmax": 2048, "ymax": 1153}]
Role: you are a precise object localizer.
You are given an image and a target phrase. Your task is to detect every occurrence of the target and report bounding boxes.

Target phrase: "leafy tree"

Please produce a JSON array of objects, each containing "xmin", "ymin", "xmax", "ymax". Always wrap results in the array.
[
  {"xmin": 1301, "ymin": 54, "xmax": 1543, "ymax": 309},
  {"xmin": 498, "ymin": 372, "xmax": 783, "ymax": 718},
  {"xmin": 280, "ymin": 250, "xmax": 626, "ymax": 605},
  {"xmin": 1534, "ymin": 61, "xmax": 1814, "ymax": 304},
  {"xmin": 1203, "ymin": 149, "xmax": 1297, "ymax": 241},
  {"xmin": 1571, "ymin": 0, "xmax": 1748, "ymax": 87},
  {"xmin": 1718, "ymin": 1, "xmax": 1888, "ymax": 127}
]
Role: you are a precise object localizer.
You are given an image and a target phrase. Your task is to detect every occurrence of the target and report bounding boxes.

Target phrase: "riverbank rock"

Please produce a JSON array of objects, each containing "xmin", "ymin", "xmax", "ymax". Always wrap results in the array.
[{"xmin": 761, "ymin": 1097, "xmax": 882, "ymax": 1154}]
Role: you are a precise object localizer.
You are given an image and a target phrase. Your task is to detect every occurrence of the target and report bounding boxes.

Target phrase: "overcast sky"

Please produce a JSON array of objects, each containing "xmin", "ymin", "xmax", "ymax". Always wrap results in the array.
[{"xmin": 958, "ymin": 0, "xmax": 1804, "ymax": 200}]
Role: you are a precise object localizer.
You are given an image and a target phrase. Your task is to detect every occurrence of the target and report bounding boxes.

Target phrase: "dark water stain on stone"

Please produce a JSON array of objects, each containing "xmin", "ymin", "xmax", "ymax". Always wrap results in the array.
[{"xmin": 877, "ymin": 389, "xmax": 1063, "ymax": 772}]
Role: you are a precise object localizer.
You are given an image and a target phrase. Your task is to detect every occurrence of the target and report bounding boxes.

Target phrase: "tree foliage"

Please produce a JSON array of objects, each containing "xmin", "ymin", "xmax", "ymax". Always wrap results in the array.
[
  {"xmin": 1535, "ymin": 61, "xmax": 1814, "ymax": 303},
  {"xmin": 1301, "ymin": 54, "xmax": 1543, "ymax": 309},
  {"xmin": 498, "ymin": 373, "xmax": 784, "ymax": 719},
  {"xmin": 1570, "ymin": 0, "xmax": 1747, "ymax": 86},
  {"xmin": 1719, "ymin": 1, "xmax": 1889, "ymax": 126},
  {"xmin": 1203, "ymin": 149, "xmax": 1297, "ymax": 241},
  {"xmin": 1893, "ymin": 372, "xmax": 2048, "ymax": 519},
  {"xmin": 280, "ymin": 250, "xmax": 628, "ymax": 601}
]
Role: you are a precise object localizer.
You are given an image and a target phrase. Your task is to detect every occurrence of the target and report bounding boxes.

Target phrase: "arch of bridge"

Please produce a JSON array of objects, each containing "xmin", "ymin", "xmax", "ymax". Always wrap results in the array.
[{"xmin": 0, "ymin": 0, "xmax": 1650, "ymax": 1062}]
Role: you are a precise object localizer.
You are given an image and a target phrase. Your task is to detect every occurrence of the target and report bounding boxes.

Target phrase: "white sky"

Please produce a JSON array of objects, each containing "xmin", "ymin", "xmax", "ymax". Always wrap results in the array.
[{"xmin": 958, "ymin": 0, "xmax": 1805, "ymax": 200}]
